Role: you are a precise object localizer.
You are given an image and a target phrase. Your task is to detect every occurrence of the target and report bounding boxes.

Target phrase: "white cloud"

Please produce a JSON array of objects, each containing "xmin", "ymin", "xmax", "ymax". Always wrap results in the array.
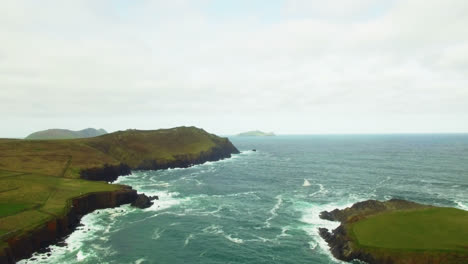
[{"xmin": 0, "ymin": 0, "xmax": 467, "ymax": 137}]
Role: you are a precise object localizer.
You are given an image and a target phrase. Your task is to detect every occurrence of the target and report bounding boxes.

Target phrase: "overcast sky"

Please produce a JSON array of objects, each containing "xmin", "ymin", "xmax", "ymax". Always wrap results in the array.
[{"xmin": 1, "ymin": 0, "xmax": 468, "ymax": 137}]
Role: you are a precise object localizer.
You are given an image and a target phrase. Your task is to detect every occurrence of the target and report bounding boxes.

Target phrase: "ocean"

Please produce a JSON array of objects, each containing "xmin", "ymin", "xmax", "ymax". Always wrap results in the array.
[{"xmin": 20, "ymin": 135, "xmax": 468, "ymax": 264}]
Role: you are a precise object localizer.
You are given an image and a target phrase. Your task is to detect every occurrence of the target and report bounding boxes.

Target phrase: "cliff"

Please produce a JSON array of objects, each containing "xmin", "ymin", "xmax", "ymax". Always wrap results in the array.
[
  {"xmin": 0, "ymin": 187, "xmax": 137, "ymax": 264},
  {"xmin": 319, "ymin": 199, "xmax": 468, "ymax": 264}
]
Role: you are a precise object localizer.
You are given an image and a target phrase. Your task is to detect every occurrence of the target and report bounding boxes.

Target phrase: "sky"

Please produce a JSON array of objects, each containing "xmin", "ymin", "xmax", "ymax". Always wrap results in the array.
[{"xmin": 1, "ymin": 0, "xmax": 468, "ymax": 137}]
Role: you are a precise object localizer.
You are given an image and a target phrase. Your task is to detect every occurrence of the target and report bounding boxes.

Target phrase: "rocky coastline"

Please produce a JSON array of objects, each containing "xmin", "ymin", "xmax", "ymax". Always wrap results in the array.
[
  {"xmin": 0, "ymin": 187, "xmax": 137, "ymax": 264},
  {"xmin": 80, "ymin": 140, "xmax": 239, "ymax": 182},
  {"xmin": 318, "ymin": 199, "xmax": 468, "ymax": 264}
]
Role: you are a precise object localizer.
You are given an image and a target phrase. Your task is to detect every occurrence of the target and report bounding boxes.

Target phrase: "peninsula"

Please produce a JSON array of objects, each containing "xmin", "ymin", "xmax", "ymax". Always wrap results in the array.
[
  {"xmin": 236, "ymin": 130, "xmax": 275, "ymax": 137},
  {"xmin": 0, "ymin": 126, "xmax": 239, "ymax": 263},
  {"xmin": 25, "ymin": 128, "xmax": 108, "ymax": 140},
  {"xmin": 319, "ymin": 199, "xmax": 468, "ymax": 264}
]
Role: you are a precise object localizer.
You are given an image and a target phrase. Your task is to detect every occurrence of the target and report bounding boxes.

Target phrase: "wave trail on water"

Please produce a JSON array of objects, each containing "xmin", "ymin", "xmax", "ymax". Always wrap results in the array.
[{"xmin": 265, "ymin": 194, "xmax": 283, "ymax": 228}]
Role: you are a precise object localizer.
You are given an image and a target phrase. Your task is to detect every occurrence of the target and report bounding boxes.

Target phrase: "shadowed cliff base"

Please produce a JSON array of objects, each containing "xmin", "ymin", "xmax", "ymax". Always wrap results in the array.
[
  {"xmin": 0, "ymin": 127, "xmax": 239, "ymax": 263},
  {"xmin": 319, "ymin": 199, "xmax": 468, "ymax": 264}
]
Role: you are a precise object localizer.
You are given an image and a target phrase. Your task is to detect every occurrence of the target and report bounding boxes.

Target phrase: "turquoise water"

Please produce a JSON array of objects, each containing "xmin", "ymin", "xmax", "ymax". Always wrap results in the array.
[{"xmin": 21, "ymin": 135, "xmax": 468, "ymax": 264}]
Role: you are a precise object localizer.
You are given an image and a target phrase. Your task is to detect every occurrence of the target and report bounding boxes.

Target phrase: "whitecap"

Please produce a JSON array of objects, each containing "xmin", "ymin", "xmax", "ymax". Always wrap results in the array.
[
  {"xmin": 152, "ymin": 228, "xmax": 165, "ymax": 240},
  {"xmin": 225, "ymin": 234, "xmax": 244, "ymax": 244},
  {"xmin": 309, "ymin": 184, "xmax": 327, "ymax": 197},
  {"xmin": 299, "ymin": 201, "xmax": 357, "ymax": 263},
  {"xmin": 135, "ymin": 258, "xmax": 147, "ymax": 264},
  {"xmin": 184, "ymin": 234, "xmax": 195, "ymax": 247},
  {"xmin": 455, "ymin": 200, "xmax": 468, "ymax": 210},
  {"xmin": 265, "ymin": 195, "xmax": 283, "ymax": 228},
  {"xmin": 144, "ymin": 191, "xmax": 188, "ymax": 212},
  {"xmin": 76, "ymin": 250, "xmax": 86, "ymax": 261}
]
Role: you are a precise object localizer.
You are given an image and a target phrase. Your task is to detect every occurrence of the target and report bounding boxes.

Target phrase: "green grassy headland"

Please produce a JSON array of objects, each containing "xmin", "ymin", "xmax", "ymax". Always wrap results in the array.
[
  {"xmin": 0, "ymin": 126, "xmax": 237, "ymax": 249},
  {"xmin": 321, "ymin": 199, "xmax": 468, "ymax": 263}
]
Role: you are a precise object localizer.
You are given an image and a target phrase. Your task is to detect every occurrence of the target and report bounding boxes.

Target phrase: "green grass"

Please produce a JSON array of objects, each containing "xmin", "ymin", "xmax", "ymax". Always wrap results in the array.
[
  {"xmin": 0, "ymin": 203, "xmax": 29, "ymax": 218},
  {"xmin": 0, "ymin": 172, "xmax": 121, "ymax": 238},
  {"xmin": 351, "ymin": 207, "xmax": 468, "ymax": 252}
]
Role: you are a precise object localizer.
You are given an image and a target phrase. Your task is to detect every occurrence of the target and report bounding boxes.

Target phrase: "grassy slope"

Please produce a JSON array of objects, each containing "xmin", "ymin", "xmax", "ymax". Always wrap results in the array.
[
  {"xmin": 351, "ymin": 207, "xmax": 468, "ymax": 252},
  {"xmin": 0, "ymin": 170, "xmax": 120, "ymax": 239},
  {"xmin": 0, "ymin": 127, "xmax": 230, "ymax": 178},
  {"xmin": 0, "ymin": 126, "xmax": 235, "ymax": 243}
]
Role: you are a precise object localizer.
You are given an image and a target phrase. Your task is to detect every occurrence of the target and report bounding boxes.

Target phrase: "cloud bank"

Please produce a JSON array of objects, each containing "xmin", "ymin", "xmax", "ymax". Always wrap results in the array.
[{"xmin": 1, "ymin": 0, "xmax": 467, "ymax": 136}]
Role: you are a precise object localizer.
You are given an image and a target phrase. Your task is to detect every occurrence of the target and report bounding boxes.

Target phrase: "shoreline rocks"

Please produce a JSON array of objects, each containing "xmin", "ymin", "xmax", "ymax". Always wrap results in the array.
[{"xmin": 131, "ymin": 194, "xmax": 158, "ymax": 209}]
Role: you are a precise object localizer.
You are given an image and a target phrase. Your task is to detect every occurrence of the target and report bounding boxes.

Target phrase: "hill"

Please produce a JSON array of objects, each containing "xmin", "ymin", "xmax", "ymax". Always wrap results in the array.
[
  {"xmin": 236, "ymin": 130, "xmax": 275, "ymax": 136},
  {"xmin": 0, "ymin": 126, "xmax": 239, "ymax": 262},
  {"xmin": 25, "ymin": 128, "xmax": 107, "ymax": 140},
  {"xmin": 319, "ymin": 199, "xmax": 468, "ymax": 264}
]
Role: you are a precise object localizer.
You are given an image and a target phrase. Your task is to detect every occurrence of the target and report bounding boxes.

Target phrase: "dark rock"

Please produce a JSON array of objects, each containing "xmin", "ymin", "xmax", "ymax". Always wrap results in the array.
[
  {"xmin": 252, "ymin": 149, "xmax": 256, "ymax": 152},
  {"xmin": 149, "ymin": 195, "xmax": 159, "ymax": 201},
  {"xmin": 131, "ymin": 194, "xmax": 154, "ymax": 209},
  {"xmin": 80, "ymin": 163, "xmax": 131, "ymax": 182}
]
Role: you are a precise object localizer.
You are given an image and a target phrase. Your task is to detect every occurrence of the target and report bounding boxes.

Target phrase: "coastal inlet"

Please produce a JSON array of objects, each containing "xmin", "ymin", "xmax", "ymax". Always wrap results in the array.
[{"xmin": 19, "ymin": 135, "xmax": 468, "ymax": 264}]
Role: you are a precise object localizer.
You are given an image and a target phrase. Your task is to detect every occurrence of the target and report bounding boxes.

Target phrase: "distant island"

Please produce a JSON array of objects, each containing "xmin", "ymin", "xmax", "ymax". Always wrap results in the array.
[
  {"xmin": 25, "ymin": 128, "xmax": 108, "ymax": 140},
  {"xmin": 319, "ymin": 199, "xmax": 468, "ymax": 264},
  {"xmin": 236, "ymin": 130, "xmax": 275, "ymax": 137},
  {"xmin": 0, "ymin": 126, "xmax": 239, "ymax": 263}
]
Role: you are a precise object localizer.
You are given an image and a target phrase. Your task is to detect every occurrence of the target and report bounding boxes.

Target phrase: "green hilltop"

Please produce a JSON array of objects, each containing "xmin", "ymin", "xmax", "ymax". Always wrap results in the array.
[
  {"xmin": 25, "ymin": 128, "xmax": 108, "ymax": 140},
  {"xmin": 0, "ymin": 126, "xmax": 239, "ymax": 261}
]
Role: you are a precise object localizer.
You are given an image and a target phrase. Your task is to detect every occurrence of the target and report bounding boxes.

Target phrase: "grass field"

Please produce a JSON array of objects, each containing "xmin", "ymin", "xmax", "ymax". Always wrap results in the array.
[
  {"xmin": 0, "ymin": 170, "xmax": 120, "ymax": 239},
  {"xmin": 351, "ymin": 207, "xmax": 468, "ymax": 252}
]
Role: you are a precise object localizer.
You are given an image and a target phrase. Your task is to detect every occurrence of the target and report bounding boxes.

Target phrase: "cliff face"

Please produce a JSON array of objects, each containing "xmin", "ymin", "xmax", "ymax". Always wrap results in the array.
[
  {"xmin": 80, "ymin": 133, "xmax": 240, "ymax": 179},
  {"xmin": 0, "ymin": 187, "xmax": 137, "ymax": 264},
  {"xmin": 135, "ymin": 139, "xmax": 239, "ymax": 170},
  {"xmin": 80, "ymin": 163, "xmax": 131, "ymax": 182}
]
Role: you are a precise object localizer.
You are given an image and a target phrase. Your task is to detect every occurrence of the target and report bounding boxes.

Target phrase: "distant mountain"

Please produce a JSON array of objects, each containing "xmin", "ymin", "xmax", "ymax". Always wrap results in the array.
[
  {"xmin": 236, "ymin": 130, "xmax": 275, "ymax": 137},
  {"xmin": 25, "ymin": 128, "xmax": 108, "ymax": 140}
]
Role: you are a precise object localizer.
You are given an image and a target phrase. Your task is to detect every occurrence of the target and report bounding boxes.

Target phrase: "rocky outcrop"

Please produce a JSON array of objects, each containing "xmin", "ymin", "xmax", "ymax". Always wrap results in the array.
[
  {"xmin": 0, "ymin": 187, "xmax": 137, "ymax": 264},
  {"xmin": 318, "ymin": 199, "xmax": 467, "ymax": 264},
  {"xmin": 131, "ymin": 194, "xmax": 156, "ymax": 209},
  {"xmin": 80, "ymin": 163, "xmax": 131, "ymax": 182}
]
